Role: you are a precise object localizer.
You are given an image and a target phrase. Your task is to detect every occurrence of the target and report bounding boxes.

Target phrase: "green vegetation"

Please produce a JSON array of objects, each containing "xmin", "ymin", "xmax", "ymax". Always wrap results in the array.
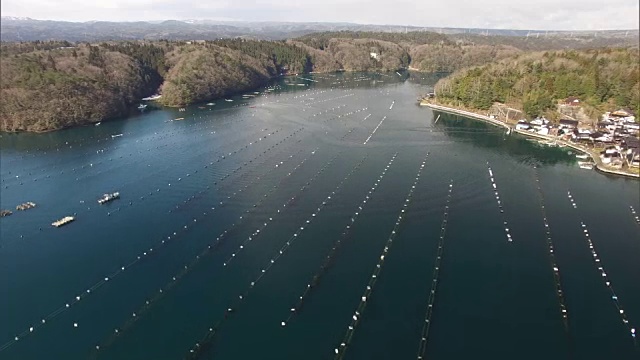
[{"xmin": 434, "ymin": 48, "xmax": 640, "ymax": 119}]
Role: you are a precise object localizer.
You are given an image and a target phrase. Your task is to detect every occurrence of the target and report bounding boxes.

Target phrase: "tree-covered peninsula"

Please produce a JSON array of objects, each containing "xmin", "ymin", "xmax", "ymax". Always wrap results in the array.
[{"xmin": 433, "ymin": 48, "xmax": 640, "ymax": 119}]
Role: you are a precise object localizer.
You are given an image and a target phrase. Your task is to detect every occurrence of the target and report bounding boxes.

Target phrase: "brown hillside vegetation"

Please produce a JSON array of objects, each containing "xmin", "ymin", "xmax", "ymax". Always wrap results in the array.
[
  {"xmin": 159, "ymin": 45, "xmax": 272, "ymax": 107},
  {"xmin": 1, "ymin": 45, "xmax": 147, "ymax": 132},
  {"xmin": 1, "ymin": 31, "xmax": 639, "ymax": 132}
]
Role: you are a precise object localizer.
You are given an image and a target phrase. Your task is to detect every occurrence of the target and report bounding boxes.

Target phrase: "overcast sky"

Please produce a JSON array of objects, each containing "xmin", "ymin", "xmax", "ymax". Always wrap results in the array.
[{"xmin": 2, "ymin": 0, "xmax": 639, "ymax": 30}]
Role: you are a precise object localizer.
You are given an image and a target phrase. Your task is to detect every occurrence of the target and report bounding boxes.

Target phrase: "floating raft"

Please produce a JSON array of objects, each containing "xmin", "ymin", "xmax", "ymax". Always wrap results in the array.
[
  {"xmin": 16, "ymin": 202, "xmax": 36, "ymax": 211},
  {"xmin": 98, "ymin": 192, "xmax": 120, "ymax": 205},
  {"xmin": 52, "ymin": 216, "xmax": 75, "ymax": 228}
]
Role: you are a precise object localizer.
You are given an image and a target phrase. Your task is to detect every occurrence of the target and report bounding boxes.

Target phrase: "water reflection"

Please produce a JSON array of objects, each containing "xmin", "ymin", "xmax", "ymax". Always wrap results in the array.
[{"xmin": 434, "ymin": 111, "xmax": 576, "ymax": 166}]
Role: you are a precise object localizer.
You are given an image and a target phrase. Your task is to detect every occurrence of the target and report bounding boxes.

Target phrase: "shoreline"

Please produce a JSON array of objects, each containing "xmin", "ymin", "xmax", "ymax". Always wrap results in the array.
[{"xmin": 420, "ymin": 101, "xmax": 640, "ymax": 179}]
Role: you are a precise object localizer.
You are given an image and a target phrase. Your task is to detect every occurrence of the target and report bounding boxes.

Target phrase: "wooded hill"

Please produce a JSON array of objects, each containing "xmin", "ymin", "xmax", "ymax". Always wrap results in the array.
[
  {"xmin": 434, "ymin": 48, "xmax": 640, "ymax": 120},
  {"xmin": 1, "ymin": 31, "xmax": 638, "ymax": 132}
]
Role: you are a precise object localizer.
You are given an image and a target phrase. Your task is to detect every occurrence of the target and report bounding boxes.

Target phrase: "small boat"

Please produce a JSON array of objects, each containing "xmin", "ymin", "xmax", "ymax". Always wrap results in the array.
[
  {"xmin": 0, "ymin": 209, "xmax": 12, "ymax": 217},
  {"xmin": 142, "ymin": 94, "xmax": 162, "ymax": 101},
  {"xmin": 576, "ymin": 154, "xmax": 590, "ymax": 159},
  {"xmin": 52, "ymin": 216, "xmax": 75, "ymax": 227},
  {"xmin": 95, "ymin": 122, "xmax": 101, "ymax": 126},
  {"xmin": 111, "ymin": 134, "xmax": 123, "ymax": 138},
  {"xmin": 173, "ymin": 117, "xmax": 185, "ymax": 121},
  {"xmin": 138, "ymin": 104, "xmax": 147, "ymax": 110},
  {"xmin": 578, "ymin": 161, "xmax": 594, "ymax": 170},
  {"xmin": 98, "ymin": 192, "xmax": 120, "ymax": 204},
  {"xmin": 225, "ymin": 99, "xmax": 233, "ymax": 102},
  {"xmin": 206, "ymin": 103, "xmax": 215, "ymax": 106}
]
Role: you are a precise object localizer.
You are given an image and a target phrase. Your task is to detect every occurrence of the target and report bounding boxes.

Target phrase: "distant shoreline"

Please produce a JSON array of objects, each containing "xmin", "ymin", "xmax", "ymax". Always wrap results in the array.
[{"xmin": 420, "ymin": 101, "xmax": 640, "ymax": 179}]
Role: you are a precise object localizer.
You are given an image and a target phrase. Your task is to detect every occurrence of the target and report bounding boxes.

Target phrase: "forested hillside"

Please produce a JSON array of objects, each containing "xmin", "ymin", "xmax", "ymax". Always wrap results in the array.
[
  {"xmin": 1, "ymin": 31, "xmax": 638, "ymax": 132},
  {"xmin": 434, "ymin": 48, "xmax": 640, "ymax": 119},
  {"xmin": 0, "ymin": 39, "xmax": 311, "ymax": 131},
  {"xmin": 0, "ymin": 44, "xmax": 152, "ymax": 132}
]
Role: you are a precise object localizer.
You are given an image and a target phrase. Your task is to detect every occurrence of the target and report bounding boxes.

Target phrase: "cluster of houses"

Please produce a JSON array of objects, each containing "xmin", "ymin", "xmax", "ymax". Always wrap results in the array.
[{"xmin": 514, "ymin": 108, "xmax": 640, "ymax": 169}]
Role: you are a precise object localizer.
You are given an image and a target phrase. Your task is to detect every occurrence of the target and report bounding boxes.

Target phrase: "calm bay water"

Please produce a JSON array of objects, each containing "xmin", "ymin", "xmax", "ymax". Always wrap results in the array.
[{"xmin": 1, "ymin": 72, "xmax": 639, "ymax": 360}]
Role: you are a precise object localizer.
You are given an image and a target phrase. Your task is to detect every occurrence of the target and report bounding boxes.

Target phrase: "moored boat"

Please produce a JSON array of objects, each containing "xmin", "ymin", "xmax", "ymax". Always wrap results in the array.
[
  {"xmin": 52, "ymin": 216, "xmax": 75, "ymax": 227},
  {"xmin": 578, "ymin": 161, "xmax": 594, "ymax": 170},
  {"xmin": 98, "ymin": 192, "xmax": 120, "ymax": 204}
]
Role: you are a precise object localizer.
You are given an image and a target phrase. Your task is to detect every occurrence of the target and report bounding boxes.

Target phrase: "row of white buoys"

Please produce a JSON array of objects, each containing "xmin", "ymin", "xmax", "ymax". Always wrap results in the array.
[
  {"xmin": 6, "ymin": 126, "xmax": 282, "ymax": 202},
  {"xmin": 389, "ymin": 100, "xmax": 395, "ymax": 110},
  {"xmin": 5, "ymin": 127, "xmax": 299, "ymax": 244},
  {"xmin": 333, "ymin": 154, "xmax": 426, "ymax": 360},
  {"xmin": 362, "ymin": 114, "xmax": 372, "ymax": 122},
  {"xmin": 363, "ymin": 116, "xmax": 387, "ymax": 145},
  {"xmin": 172, "ymin": 144, "xmax": 306, "ymax": 214},
  {"xmin": 101, "ymin": 128, "xmax": 300, "ymax": 219},
  {"xmin": 320, "ymin": 107, "xmax": 368, "ymax": 125},
  {"xmin": 416, "ymin": 179, "xmax": 454, "ymax": 359},
  {"xmin": 566, "ymin": 191, "xmax": 577, "ymax": 209},
  {"xmin": 37, "ymin": 95, "xmax": 267, "ymax": 160},
  {"xmin": 3, "ymin": 108, "xmax": 260, "ymax": 182},
  {"xmin": 532, "ymin": 167, "xmax": 569, "ymax": 330},
  {"xmin": 0, "ymin": 139, "xmax": 309, "ymax": 353},
  {"xmin": 86, "ymin": 149, "xmax": 327, "ymax": 357},
  {"xmin": 301, "ymin": 93, "xmax": 354, "ymax": 107},
  {"xmin": 169, "ymin": 139, "xmax": 306, "ymax": 214},
  {"xmin": 2, "ymin": 123, "xmax": 271, "ymax": 188},
  {"xmin": 629, "ymin": 206, "xmax": 640, "ymax": 226},
  {"xmin": 487, "ymin": 162, "xmax": 513, "ymax": 242},
  {"xmin": 182, "ymin": 155, "xmax": 371, "ymax": 359},
  {"xmin": 222, "ymin": 151, "xmax": 340, "ymax": 267},
  {"xmin": 282, "ymin": 152, "xmax": 410, "ymax": 325},
  {"xmin": 566, "ymin": 192, "xmax": 637, "ymax": 344},
  {"xmin": 310, "ymin": 104, "xmax": 346, "ymax": 118}
]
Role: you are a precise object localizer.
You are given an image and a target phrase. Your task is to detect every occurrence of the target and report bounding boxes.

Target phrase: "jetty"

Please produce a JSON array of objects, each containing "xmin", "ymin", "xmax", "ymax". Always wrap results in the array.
[
  {"xmin": 52, "ymin": 216, "xmax": 75, "ymax": 227},
  {"xmin": 16, "ymin": 202, "xmax": 36, "ymax": 211},
  {"xmin": 421, "ymin": 102, "xmax": 510, "ymax": 130}
]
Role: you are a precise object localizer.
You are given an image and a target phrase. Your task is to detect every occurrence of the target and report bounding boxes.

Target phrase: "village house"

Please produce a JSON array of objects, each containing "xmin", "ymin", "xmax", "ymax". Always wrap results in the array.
[
  {"xmin": 515, "ymin": 120, "xmax": 530, "ymax": 130},
  {"xmin": 602, "ymin": 109, "xmax": 638, "ymax": 135},
  {"xmin": 564, "ymin": 96, "xmax": 581, "ymax": 106},
  {"xmin": 623, "ymin": 137, "xmax": 640, "ymax": 168},
  {"xmin": 559, "ymin": 119, "xmax": 579, "ymax": 129}
]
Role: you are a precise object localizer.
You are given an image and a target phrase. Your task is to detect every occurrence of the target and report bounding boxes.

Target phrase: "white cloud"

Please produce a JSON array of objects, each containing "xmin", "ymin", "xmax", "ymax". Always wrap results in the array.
[{"xmin": 1, "ymin": 0, "xmax": 638, "ymax": 30}]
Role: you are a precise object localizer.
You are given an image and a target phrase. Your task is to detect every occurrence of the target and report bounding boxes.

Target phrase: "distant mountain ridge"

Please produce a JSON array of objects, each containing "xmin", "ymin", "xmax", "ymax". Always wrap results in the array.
[{"xmin": 1, "ymin": 16, "xmax": 638, "ymax": 42}]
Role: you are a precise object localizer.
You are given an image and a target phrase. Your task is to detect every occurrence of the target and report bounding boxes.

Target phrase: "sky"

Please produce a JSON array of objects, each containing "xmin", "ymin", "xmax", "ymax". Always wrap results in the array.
[{"xmin": 2, "ymin": 0, "xmax": 639, "ymax": 30}]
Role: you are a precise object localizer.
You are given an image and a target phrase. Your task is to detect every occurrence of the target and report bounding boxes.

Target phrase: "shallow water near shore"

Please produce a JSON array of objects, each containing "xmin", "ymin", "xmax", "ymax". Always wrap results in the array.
[{"xmin": 1, "ymin": 72, "xmax": 639, "ymax": 360}]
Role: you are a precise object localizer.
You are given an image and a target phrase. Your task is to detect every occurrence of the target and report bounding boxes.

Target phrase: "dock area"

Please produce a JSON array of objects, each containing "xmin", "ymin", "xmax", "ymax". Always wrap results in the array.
[{"xmin": 420, "ymin": 102, "xmax": 510, "ymax": 130}]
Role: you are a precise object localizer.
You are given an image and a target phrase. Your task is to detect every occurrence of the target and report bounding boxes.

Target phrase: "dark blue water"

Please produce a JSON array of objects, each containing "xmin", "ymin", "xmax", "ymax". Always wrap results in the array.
[{"xmin": 1, "ymin": 72, "xmax": 639, "ymax": 360}]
